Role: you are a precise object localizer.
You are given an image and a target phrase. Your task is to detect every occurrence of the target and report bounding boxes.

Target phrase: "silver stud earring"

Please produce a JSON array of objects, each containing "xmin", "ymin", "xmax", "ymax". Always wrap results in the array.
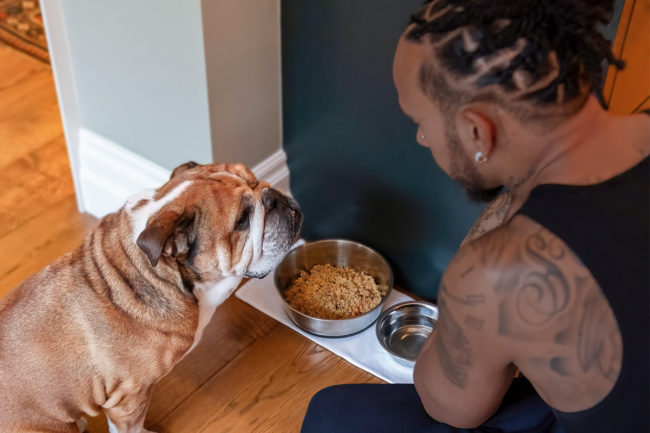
[
  {"xmin": 421, "ymin": 135, "xmax": 425, "ymax": 141},
  {"xmin": 475, "ymin": 151, "xmax": 488, "ymax": 163}
]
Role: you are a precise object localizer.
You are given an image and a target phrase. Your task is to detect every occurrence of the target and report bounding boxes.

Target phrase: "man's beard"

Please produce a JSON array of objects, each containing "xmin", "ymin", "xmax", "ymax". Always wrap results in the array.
[{"xmin": 446, "ymin": 125, "xmax": 503, "ymax": 203}]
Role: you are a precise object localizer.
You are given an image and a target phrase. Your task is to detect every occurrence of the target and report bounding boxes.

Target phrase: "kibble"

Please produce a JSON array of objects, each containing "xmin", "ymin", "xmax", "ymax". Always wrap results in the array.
[{"xmin": 284, "ymin": 264, "xmax": 388, "ymax": 319}]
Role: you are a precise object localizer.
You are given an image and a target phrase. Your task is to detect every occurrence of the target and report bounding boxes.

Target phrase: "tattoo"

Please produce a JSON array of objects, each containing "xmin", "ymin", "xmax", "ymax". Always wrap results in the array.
[
  {"xmin": 554, "ymin": 327, "xmax": 572, "ymax": 345},
  {"xmin": 435, "ymin": 298, "xmax": 472, "ymax": 389},
  {"xmin": 460, "ymin": 266, "xmax": 474, "ymax": 277},
  {"xmin": 464, "ymin": 193, "xmax": 512, "ymax": 244},
  {"xmin": 464, "ymin": 315, "xmax": 484, "ymax": 332},
  {"xmin": 491, "ymin": 224, "xmax": 623, "ymax": 392},
  {"xmin": 468, "ymin": 226, "xmax": 510, "ymax": 267},
  {"xmin": 577, "ymin": 290, "xmax": 621, "ymax": 382},
  {"xmin": 550, "ymin": 357, "xmax": 570, "ymax": 376},
  {"xmin": 518, "ymin": 232, "xmax": 570, "ymax": 325},
  {"xmin": 496, "ymin": 229, "xmax": 571, "ymax": 339},
  {"xmin": 440, "ymin": 282, "xmax": 485, "ymax": 306}
]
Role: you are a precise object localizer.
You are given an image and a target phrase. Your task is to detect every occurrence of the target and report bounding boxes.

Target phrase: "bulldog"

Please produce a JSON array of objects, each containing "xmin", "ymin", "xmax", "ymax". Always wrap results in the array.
[{"xmin": 0, "ymin": 162, "xmax": 302, "ymax": 433}]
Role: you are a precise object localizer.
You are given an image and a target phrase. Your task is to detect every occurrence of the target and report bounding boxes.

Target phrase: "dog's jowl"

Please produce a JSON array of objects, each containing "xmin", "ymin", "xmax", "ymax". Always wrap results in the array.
[{"xmin": 0, "ymin": 162, "xmax": 302, "ymax": 433}]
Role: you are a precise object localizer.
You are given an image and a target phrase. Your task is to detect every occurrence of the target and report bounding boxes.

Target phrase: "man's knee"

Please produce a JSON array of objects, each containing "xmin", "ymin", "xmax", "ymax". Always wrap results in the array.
[
  {"xmin": 302, "ymin": 386, "xmax": 334, "ymax": 433},
  {"xmin": 306, "ymin": 385, "xmax": 346, "ymax": 413}
]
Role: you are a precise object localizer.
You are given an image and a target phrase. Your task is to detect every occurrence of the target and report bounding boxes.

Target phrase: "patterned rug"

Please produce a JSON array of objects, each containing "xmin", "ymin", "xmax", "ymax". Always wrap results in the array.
[{"xmin": 0, "ymin": 0, "xmax": 48, "ymax": 62}]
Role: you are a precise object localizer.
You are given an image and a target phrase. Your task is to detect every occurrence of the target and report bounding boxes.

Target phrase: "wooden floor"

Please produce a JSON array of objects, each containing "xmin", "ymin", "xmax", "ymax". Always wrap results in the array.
[{"xmin": 0, "ymin": 44, "xmax": 381, "ymax": 432}]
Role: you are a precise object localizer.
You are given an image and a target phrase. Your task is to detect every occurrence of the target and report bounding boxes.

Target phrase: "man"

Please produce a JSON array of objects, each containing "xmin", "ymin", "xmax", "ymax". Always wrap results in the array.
[{"xmin": 301, "ymin": 1, "xmax": 649, "ymax": 432}]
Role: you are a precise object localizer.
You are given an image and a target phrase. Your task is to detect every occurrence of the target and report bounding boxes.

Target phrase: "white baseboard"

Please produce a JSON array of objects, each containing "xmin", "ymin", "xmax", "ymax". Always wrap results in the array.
[
  {"xmin": 78, "ymin": 129, "xmax": 170, "ymax": 218},
  {"xmin": 251, "ymin": 147, "xmax": 291, "ymax": 193},
  {"xmin": 78, "ymin": 128, "xmax": 291, "ymax": 218}
]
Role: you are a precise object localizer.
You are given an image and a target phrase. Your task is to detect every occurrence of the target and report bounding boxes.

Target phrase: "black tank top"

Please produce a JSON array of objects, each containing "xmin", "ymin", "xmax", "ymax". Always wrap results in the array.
[{"xmin": 517, "ymin": 156, "xmax": 649, "ymax": 433}]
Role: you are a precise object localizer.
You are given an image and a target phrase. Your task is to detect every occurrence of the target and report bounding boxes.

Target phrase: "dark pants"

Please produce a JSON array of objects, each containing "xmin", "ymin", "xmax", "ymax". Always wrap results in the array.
[{"xmin": 301, "ymin": 378, "xmax": 565, "ymax": 433}]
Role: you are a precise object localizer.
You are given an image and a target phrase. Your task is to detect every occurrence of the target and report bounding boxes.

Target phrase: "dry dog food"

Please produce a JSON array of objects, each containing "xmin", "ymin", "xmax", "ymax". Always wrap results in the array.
[{"xmin": 284, "ymin": 264, "xmax": 388, "ymax": 319}]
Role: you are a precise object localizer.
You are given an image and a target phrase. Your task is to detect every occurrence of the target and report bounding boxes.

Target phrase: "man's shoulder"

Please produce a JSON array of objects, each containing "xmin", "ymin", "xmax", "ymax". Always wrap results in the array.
[
  {"xmin": 442, "ymin": 213, "xmax": 622, "ymax": 411},
  {"xmin": 453, "ymin": 212, "xmax": 568, "ymax": 273},
  {"xmin": 442, "ymin": 213, "xmax": 595, "ymax": 341},
  {"xmin": 447, "ymin": 215, "xmax": 539, "ymax": 290}
]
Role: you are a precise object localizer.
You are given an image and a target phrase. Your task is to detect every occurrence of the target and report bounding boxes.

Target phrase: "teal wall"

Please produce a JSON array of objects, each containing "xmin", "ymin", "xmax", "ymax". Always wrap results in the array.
[
  {"xmin": 280, "ymin": 1, "xmax": 626, "ymax": 298},
  {"xmin": 281, "ymin": 0, "xmax": 484, "ymax": 299}
]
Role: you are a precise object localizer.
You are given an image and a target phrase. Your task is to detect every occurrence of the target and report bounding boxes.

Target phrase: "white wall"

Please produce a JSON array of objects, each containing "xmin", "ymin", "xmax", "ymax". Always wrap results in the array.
[
  {"xmin": 60, "ymin": 0, "xmax": 213, "ymax": 169},
  {"xmin": 42, "ymin": 0, "xmax": 287, "ymax": 217},
  {"xmin": 201, "ymin": 0, "xmax": 282, "ymax": 168}
]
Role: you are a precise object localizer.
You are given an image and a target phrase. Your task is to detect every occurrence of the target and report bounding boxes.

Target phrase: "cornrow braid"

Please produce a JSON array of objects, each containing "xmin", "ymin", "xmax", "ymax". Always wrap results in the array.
[{"xmin": 406, "ymin": 0, "xmax": 624, "ymax": 119}]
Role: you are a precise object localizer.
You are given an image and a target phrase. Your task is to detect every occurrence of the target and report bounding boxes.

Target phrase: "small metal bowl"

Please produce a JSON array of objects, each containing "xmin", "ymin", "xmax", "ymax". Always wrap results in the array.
[
  {"xmin": 376, "ymin": 301, "xmax": 439, "ymax": 366},
  {"xmin": 274, "ymin": 239, "xmax": 393, "ymax": 337}
]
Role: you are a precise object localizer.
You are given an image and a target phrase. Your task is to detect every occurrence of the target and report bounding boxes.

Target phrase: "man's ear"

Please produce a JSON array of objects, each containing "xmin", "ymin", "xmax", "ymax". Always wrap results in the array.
[
  {"xmin": 455, "ymin": 107, "xmax": 497, "ymax": 160},
  {"xmin": 136, "ymin": 209, "xmax": 197, "ymax": 267},
  {"xmin": 170, "ymin": 161, "xmax": 199, "ymax": 179}
]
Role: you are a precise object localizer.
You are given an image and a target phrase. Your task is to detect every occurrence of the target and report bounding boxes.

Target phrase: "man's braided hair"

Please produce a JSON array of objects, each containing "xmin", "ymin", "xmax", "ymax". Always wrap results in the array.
[{"xmin": 406, "ymin": 0, "xmax": 623, "ymax": 122}]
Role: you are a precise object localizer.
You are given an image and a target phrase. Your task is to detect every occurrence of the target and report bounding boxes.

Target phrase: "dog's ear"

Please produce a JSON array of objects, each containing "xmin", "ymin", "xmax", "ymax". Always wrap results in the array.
[
  {"xmin": 136, "ymin": 209, "xmax": 197, "ymax": 267},
  {"xmin": 170, "ymin": 161, "xmax": 199, "ymax": 179}
]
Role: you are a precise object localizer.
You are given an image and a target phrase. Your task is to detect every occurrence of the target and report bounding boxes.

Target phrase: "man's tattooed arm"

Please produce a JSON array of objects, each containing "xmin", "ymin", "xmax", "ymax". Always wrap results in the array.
[
  {"xmin": 434, "ymin": 297, "xmax": 473, "ymax": 388},
  {"xmin": 482, "ymin": 220, "xmax": 621, "ymax": 410},
  {"xmin": 413, "ymin": 229, "xmax": 517, "ymax": 427},
  {"xmin": 414, "ymin": 217, "xmax": 622, "ymax": 422}
]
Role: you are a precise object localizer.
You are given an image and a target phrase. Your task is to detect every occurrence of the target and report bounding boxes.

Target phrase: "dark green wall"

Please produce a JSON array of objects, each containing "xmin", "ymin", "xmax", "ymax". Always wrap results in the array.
[
  {"xmin": 281, "ymin": 0, "xmax": 483, "ymax": 299},
  {"xmin": 280, "ymin": 1, "xmax": 626, "ymax": 299}
]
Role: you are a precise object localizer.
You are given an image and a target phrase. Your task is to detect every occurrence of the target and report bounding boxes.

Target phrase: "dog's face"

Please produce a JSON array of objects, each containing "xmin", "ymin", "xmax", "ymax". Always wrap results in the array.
[{"xmin": 130, "ymin": 162, "xmax": 302, "ymax": 282}]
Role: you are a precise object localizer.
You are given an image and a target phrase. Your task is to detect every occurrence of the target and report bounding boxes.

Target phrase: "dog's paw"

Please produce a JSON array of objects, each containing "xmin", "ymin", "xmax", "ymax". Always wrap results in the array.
[{"xmin": 76, "ymin": 417, "xmax": 88, "ymax": 433}]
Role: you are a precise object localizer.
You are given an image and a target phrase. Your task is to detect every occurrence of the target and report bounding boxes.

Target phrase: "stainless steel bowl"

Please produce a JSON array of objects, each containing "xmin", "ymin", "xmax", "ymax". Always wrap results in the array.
[
  {"xmin": 376, "ymin": 301, "xmax": 438, "ymax": 366},
  {"xmin": 274, "ymin": 239, "xmax": 393, "ymax": 337}
]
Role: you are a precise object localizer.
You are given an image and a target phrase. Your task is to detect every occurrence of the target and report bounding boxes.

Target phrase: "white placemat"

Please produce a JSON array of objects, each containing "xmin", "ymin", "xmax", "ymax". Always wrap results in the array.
[{"xmin": 235, "ymin": 269, "xmax": 415, "ymax": 384}]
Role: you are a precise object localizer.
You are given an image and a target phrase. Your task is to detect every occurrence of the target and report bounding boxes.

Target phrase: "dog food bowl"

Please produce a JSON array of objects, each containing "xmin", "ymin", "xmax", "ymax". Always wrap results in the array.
[
  {"xmin": 376, "ymin": 301, "xmax": 438, "ymax": 366},
  {"xmin": 274, "ymin": 239, "xmax": 393, "ymax": 337}
]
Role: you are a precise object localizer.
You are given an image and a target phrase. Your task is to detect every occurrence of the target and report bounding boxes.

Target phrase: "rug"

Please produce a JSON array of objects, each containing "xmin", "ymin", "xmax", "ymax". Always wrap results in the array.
[{"xmin": 0, "ymin": 0, "xmax": 48, "ymax": 63}]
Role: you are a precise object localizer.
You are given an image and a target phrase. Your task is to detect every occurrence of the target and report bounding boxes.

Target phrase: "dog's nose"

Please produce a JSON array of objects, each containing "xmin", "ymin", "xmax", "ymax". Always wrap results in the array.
[
  {"xmin": 263, "ymin": 188, "xmax": 279, "ymax": 211},
  {"xmin": 263, "ymin": 188, "xmax": 300, "ymax": 213}
]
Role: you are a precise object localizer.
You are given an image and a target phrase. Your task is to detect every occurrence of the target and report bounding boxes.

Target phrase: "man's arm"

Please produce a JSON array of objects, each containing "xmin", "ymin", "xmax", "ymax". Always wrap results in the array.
[
  {"xmin": 414, "ymin": 227, "xmax": 516, "ymax": 428},
  {"xmin": 414, "ymin": 217, "xmax": 622, "ymax": 427}
]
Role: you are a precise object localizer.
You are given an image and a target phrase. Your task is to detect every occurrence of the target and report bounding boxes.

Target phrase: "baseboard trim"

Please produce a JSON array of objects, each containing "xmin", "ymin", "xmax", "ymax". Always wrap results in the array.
[
  {"xmin": 251, "ymin": 148, "xmax": 290, "ymax": 190},
  {"xmin": 78, "ymin": 129, "xmax": 290, "ymax": 218},
  {"xmin": 78, "ymin": 129, "xmax": 170, "ymax": 218}
]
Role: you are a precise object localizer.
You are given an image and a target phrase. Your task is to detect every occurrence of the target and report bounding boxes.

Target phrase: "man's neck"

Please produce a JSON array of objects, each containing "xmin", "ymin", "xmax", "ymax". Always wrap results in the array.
[{"xmin": 502, "ymin": 96, "xmax": 642, "ymax": 218}]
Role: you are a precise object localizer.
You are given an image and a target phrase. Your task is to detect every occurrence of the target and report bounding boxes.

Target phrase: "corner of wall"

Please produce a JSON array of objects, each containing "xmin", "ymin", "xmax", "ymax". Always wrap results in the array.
[{"xmin": 77, "ymin": 129, "xmax": 291, "ymax": 218}]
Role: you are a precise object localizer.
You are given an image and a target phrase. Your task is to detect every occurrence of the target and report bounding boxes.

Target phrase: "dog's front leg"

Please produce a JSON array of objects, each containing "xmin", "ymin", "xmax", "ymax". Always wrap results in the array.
[{"xmin": 104, "ymin": 390, "xmax": 156, "ymax": 433}]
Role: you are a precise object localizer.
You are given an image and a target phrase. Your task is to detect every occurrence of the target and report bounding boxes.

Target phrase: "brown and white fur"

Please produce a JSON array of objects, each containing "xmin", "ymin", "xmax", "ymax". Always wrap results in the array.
[{"xmin": 0, "ymin": 162, "xmax": 302, "ymax": 433}]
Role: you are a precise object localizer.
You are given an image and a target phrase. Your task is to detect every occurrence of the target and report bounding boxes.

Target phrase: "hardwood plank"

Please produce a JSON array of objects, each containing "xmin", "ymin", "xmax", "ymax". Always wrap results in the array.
[
  {"xmin": 155, "ymin": 322, "xmax": 382, "ymax": 433},
  {"xmin": 244, "ymin": 355, "xmax": 382, "ymax": 433},
  {"xmin": 0, "ymin": 135, "xmax": 75, "ymax": 238},
  {"xmin": 151, "ymin": 326, "xmax": 308, "ymax": 432},
  {"xmin": 207, "ymin": 349, "xmax": 381, "ymax": 433},
  {"xmin": 0, "ymin": 42, "xmax": 48, "ymax": 92},
  {"xmin": 0, "ymin": 196, "xmax": 96, "ymax": 298},
  {"xmin": 148, "ymin": 298, "xmax": 281, "ymax": 421},
  {"xmin": 0, "ymin": 68, "xmax": 63, "ymax": 167}
]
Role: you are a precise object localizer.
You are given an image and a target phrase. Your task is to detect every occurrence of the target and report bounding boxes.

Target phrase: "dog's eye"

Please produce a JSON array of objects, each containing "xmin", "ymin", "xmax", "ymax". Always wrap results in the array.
[{"xmin": 235, "ymin": 208, "xmax": 250, "ymax": 231}]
